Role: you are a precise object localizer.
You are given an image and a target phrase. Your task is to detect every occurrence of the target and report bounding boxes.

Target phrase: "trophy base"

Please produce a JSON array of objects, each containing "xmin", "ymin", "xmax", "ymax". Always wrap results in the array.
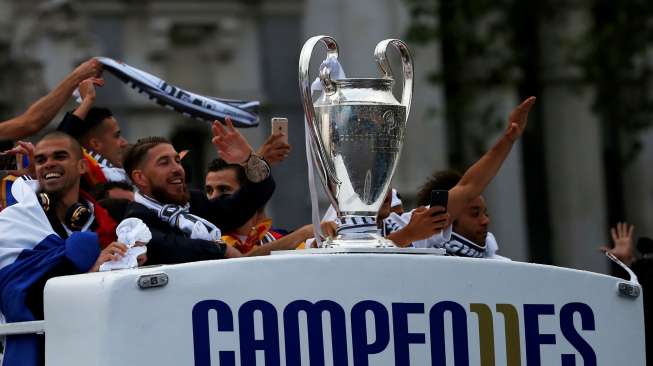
[
  {"xmin": 322, "ymin": 232, "xmax": 397, "ymax": 249},
  {"xmin": 319, "ymin": 215, "xmax": 396, "ymax": 248}
]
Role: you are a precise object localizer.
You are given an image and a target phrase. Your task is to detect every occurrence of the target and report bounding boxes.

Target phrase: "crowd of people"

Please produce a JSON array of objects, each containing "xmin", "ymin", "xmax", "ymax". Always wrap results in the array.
[{"xmin": 0, "ymin": 58, "xmax": 649, "ymax": 365}]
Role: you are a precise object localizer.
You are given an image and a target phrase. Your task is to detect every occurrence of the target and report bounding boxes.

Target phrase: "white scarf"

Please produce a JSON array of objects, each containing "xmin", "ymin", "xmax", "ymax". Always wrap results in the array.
[
  {"xmin": 134, "ymin": 191, "xmax": 221, "ymax": 241},
  {"xmin": 88, "ymin": 150, "xmax": 129, "ymax": 183},
  {"xmin": 96, "ymin": 57, "xmax": 260, "ymax": 128}
]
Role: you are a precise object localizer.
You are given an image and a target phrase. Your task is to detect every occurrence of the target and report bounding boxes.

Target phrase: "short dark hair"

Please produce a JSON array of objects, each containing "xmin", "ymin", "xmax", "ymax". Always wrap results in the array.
[
  {"xmin": 416, "ymin": 170, "xmax": 462, "ymax": 206},
  {"xmin": 57, "ymin": 107, "xmax": 113, "ymax": 141},
  {"xmin": 92, "ymin": 180, "xmax": 134, "ymax": 201},
  {"xmin": 38, "ymin": 131, "xmax": 84, "ymax": 160},
  {"xmin": 82, "ymin": 107, "xmax": 113, "ymax": 139},
  {"xmin": 206, "ymin": 158, "xmax": 246, "ymax": 186},
  {"xmin": 85, "ymin": 107, "xmax": 113, "ymax": 125},
  {"xmin": 123, "ymin": 136, "xmax": 171, "ymax": 178}
]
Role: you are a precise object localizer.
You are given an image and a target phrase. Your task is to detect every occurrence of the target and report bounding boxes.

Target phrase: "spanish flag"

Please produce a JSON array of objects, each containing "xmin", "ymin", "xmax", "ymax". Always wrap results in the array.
[{"xmin": 81, "ymin": 150, "xmax": 108, "ymax": 188}]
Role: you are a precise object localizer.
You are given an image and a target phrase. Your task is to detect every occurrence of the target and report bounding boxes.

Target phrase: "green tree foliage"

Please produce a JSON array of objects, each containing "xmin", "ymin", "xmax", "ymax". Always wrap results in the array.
[
  {"xmin": 404, "ymin": 0, "xmax": 653, "ymax": 164},
  {"xmin": 574, "ymin": 0, "xmax": 653, "ymax": 163}
]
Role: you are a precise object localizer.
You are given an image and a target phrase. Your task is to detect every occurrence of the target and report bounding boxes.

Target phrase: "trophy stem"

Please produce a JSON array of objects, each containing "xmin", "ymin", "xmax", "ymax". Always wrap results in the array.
[
  {"xmin": 336, "ymin": 215, "xmax": 378, "ymax": 236},
  {"xmin": 322, "ymin": 215, "xmax": 397, "ymax": 248}
]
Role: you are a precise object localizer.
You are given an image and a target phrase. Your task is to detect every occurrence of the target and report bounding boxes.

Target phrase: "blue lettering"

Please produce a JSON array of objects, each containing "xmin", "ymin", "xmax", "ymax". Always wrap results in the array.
[
  {"xmin": 178, "ymin": 90, "xmax": 191, "ymax": 102},
  {"xmin": 429, "ymin": 301, "xmax": 469, "ymax": 366},
  {"xmin": 161, "ymin": 82, "xmax": 177, "ymax": 97},
  {"xmin": 192, "ymin": 300, "xmax": 235, "ymax": 366},
  {"xmin": 191, "ymin": 299, "xmax": 602, "ymax": 366},
  {"xmin": 351, "ymin": 300, "xmax": 390, "ymax": 366},
  {"xmin": 560, "ymin": 303, "xmax": 597, "ymax": 366},
  {"xmin": 393, "ymin": 303, "xmax": 426, "ymax": 365},
  {"xmin": 525, "ymin": 304, "xmax": 556, "ymax": 366},
  {"xmin": 283, "ymin": 300, "xmax": 348, "ymax": 366},
  {"xmin": 238, "ymin": 300, "xmax": 280, "ymax": 366}
]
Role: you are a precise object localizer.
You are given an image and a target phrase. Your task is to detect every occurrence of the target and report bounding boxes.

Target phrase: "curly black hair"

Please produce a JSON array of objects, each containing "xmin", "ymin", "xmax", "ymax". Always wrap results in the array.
[{"xmin": 415, "ymin": 170, "xmax": 462, "ymax": 206}]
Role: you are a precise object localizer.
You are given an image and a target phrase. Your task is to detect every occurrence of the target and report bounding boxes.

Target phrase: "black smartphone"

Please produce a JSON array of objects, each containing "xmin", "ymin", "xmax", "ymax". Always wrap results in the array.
[
  {"xmin": 429, "ymin": 189, "xmax": 448, "ymax": 214},
  {"xmin": 0, "ymin": 154, "xmax": 17, "ymax": 171}
]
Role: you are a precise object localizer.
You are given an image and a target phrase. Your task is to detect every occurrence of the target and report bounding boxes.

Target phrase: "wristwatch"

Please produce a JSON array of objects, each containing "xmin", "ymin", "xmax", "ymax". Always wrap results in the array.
[{"xmin": 240, "ymin": 152, "xmax": 270, "ymax": 183}]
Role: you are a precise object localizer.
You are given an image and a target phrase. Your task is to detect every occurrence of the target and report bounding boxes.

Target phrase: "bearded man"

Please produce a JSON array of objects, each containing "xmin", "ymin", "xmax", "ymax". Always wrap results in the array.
[{"xmin": 122, "ymin": 117, "xmax": 275, "ymax": 264}]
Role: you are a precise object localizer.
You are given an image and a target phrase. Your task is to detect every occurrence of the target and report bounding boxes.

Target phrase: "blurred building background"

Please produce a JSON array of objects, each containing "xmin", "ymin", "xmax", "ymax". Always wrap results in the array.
[{"xmin": 0, "ymin": 0, "xmax": 651, "ymax": 274}]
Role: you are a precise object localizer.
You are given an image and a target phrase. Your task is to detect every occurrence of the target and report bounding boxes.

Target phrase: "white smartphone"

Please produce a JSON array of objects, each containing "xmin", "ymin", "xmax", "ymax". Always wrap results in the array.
[{"xmin": 271, "ymin": 117, "xmax": 289, "ymax": 144}]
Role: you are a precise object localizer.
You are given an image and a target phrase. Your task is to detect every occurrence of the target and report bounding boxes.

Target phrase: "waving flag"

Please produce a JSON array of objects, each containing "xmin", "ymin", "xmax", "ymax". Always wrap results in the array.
[
  {"xmin": 0, "ymin": 178, "xmax": 100, "ymax": 366},
  {"xmin": 98, "ymin": 57, "xmax": 260, "ymax": 128}
]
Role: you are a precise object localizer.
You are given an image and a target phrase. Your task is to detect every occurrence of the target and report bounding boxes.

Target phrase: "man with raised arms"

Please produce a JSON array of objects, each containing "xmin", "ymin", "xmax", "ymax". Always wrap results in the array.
[{"xmin": 386, "ymin": 97, "xmax": 536, "ymax": 252}]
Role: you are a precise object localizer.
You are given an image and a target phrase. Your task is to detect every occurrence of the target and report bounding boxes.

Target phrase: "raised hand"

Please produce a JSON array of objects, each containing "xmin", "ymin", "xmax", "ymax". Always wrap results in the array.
[
  {"xmin": 73, "ymin": 77, "xmax": 105, "ymax": 120},
  {"xmin": 2, "ymin": 140, "xmax": 35, "ymax": 177},
  {"xmin": 505, "ymin": 96, "xmax": 536, "ymax": 142},
  {"xmin": 257, "ymin": 133, "xmax": 291, "ymax": 165},
  {"xmin": 601, "ymin": 222, "xmax": 635, "ymax": 266},
  {"xmin": 78, "ymin": 77, "xmax": 104, "ymax": 101},
  {"xmin": 211, "ymin": 116, "xmax": 254, "ymax": 164},
  {"xmin": 72, "ymin": 58, "xmax": 103, "ymax": 82}
]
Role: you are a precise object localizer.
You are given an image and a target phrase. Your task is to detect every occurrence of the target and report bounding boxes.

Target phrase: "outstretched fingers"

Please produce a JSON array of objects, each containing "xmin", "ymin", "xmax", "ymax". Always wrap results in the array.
[
  {"xmin": 212, "ymin": 119, "xmax": 227, "ymax": 137},
  {"xmin": 225, "ymin": 116, "xmax": 237, "ymax": 132},
  {"xmin": 510, "ymin": 97, "xmax": 536, "ymax": 122},
  {"xmin": 611, "ymin": 227, "xmax": 618, "ymax": 242},
  {"xmin": 506, "ymin": 96, "xmax": 536, "ymax": 141},
  {"xmin": 520, "ymin": 96, "xmax": 537, "ymax": 110}
]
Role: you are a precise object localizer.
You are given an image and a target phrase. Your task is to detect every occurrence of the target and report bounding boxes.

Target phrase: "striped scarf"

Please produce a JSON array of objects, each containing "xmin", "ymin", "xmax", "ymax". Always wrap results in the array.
[
  {"xmin": 98, "ymin": 57, "xmax": 260, "ymax": 127},
  {"xmin": 86, "ymin": 149, "xmax": 129, "ymax": 183},
  {"xmin": 134, "ymin": 192, "xmax": 221, "ymax": 241}
]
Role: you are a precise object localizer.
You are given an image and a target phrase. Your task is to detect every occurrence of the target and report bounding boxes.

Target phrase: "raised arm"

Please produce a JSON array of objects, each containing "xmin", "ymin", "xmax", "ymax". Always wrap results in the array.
[
  {"xmin": 197, "ymin": 116, "xmax": 275, "ymax": 231},
  {"xmin": 257, "ymin": 133, "xmax": 291, "ymax": 165},
  {"xmin": 211, "ymin": 116, "xmax": 255, "ymax": 164},
  {"xmin": 448, "ymin": 96, "xmax": 536, "ymax": 220},
  {"xmin": 72, "ymin": 77, "xmax": 104, "ymax": 120},
  {"xmin": 0, "ymin": 58, "xmax": 102, "ymax": 139}
]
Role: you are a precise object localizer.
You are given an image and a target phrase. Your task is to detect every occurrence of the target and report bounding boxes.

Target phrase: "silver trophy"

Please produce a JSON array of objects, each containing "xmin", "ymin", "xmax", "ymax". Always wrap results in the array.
[{"xmin": 299, "ymin": 35, "xmax": 413, "ymax": 248}]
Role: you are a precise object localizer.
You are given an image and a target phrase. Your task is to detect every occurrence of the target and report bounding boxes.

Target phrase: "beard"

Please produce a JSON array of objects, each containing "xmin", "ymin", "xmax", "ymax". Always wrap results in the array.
[{"xmin": 150, "ymin": 182, "xmax": 191, "ymax": 206}]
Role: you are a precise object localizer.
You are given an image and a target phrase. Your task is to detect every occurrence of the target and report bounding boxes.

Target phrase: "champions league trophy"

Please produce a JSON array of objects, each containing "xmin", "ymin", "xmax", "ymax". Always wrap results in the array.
[{"xmin": 299, "ymin": 35, "xmax": 413, "ymax": 248}]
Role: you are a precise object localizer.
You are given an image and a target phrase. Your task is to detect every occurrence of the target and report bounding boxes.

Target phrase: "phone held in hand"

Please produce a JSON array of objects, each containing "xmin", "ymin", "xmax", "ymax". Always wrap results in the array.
[
  {"xmin": 271, "ymin": 117, "xmax": 288, "ymax": 144},
  {"xmin": 429, "ymin": 189, "xmax": 448, "ymax": 215}
]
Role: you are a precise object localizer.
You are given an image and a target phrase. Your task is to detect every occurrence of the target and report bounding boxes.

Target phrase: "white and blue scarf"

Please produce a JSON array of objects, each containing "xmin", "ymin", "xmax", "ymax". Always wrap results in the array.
[
  {"xmin": 134, "ymin": 192, "xmax": 221, "ymax": 241},
  {"xmin": 98, "ymin": 57, "xmax": 259, "ymax": 127},
  {"xmin": 87, "ymin": 149, "xmax": 129, "ymax": 183}
]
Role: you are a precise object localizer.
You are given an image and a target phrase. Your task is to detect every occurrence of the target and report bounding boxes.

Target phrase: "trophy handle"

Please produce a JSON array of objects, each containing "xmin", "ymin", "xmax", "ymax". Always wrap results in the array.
[
  {"xmin": 374, "ymin": 39, "xmax": 414, "ymax": 119},
  {"xmin": 299, "ymin": 35, "xmax": 341, "ymax": 187}
]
